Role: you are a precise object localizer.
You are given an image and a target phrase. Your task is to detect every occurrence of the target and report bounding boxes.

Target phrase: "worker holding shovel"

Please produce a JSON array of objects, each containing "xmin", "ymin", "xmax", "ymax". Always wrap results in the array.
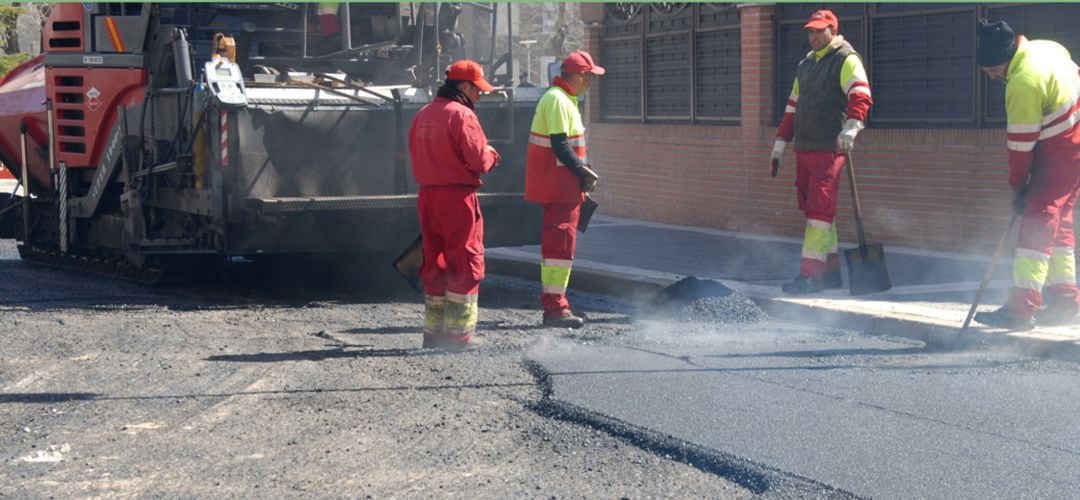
[
  {"xmin": 770, "ymin": 10, "xmax": 873, "ymax": 295},
  {"xmin": 973, "ymin": 20, "xmax": 1080, "ymax": 330}
]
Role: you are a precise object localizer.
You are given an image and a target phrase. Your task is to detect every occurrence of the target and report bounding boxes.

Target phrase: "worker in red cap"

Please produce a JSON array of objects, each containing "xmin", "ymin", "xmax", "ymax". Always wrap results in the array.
[
  {"xmin": 408, "ymin": 59, "xmax": 501, "ymax": 350},
  {"xmin": 525, "ymin": 50, "xmax": 603, "ymax": 328},
  {"xmin": 771, "ymin": 9, "xmax": 873, "ymax": 295},
  {"xmin": 972, "ymin": 19, "xmax": 1080, "ymax": 330}
]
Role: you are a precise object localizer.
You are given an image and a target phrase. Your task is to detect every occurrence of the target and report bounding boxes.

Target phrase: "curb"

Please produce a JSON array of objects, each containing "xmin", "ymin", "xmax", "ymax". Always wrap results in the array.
[{"xmin": 487, "ymin": 249, "xmax": 1080, "ymax": 362}]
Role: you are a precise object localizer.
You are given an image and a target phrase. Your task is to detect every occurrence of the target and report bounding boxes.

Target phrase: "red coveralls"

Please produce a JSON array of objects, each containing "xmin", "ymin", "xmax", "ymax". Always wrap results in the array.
[
  {"xmin": 408, "ymin": 96, "xmax": 499, "ymax": 343},
  {"xmin": 525, "ymin": 77, "xmax": 586, "ymax": 318},
  {"xmin": 1000, "ymin": 38, "xmax": 1080, "ymax": 319}
]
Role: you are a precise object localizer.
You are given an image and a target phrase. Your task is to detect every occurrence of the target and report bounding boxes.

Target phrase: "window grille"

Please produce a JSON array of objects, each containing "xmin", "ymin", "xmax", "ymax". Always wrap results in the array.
[
  {"xmin": 870, "ymin": 8, "xmax": 976, "ymax": 125},
  {"xmin": 600, "ymin": 3, "xmax": 740, "ymax": 124}
]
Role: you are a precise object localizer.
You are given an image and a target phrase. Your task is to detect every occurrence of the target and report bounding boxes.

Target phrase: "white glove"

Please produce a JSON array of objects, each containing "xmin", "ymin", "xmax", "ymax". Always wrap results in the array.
[
  {"xmin": 770, "ymin": 139, "xmax": 786, "ymax": 177},
  {"xmin": 837, "ymin": 119, "xmax": 865, "ymax": 152}
]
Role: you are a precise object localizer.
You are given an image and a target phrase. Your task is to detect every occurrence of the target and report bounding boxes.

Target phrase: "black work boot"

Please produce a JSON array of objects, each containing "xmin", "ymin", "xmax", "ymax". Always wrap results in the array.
[
  {"xmin": 782, "ymin": 276, "xmax": 824, "ymax": 295},
  {"xmin": 822, "ymin": 272, "xmax": 844, "ymax": 290},
  {"xmin": 543, "ymin": 311, "xmax": 586, "ymax": 329},
  {"xmin": 973, "ymin": 306, "xmax": 1035, "ymax": 331},
  {"xmin": 1033, "ymin": 307, "xmax": 1080, "ymax": 327}
]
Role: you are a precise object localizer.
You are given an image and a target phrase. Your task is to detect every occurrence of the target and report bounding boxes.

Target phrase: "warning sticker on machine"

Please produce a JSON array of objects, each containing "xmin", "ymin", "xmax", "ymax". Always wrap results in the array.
[{"xmin": 86, "ymin": 87, "xmax": 101, "ymax": 111}]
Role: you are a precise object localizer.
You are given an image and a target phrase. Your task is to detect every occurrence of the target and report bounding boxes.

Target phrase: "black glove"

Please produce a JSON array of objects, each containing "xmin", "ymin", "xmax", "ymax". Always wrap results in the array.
[
  {"xmin": 577, "ymin": 164, "xmax": 599, "ymax": 193},
  {"xmin": 1012, "ymin": 187, "xmax": 1028, "ymax": 216},
  {"xmin": 550, "ymin": 133, "xmax": 598, "ymax": 192}
]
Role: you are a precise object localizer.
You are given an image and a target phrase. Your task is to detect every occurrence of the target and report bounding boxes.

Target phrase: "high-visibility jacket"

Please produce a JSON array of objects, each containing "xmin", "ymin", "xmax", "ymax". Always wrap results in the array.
[
  {"xmin": 409, "ymin": 97, "xmax": 499, "ymax": 187},
  {"xmin": 525, "ymin": 77, "xmax": 586, "ymax": 203},
  {"xmin": 1004, "ymin": 36, "xmax": 1080, "ymax": 191},
  {"xmin": 777, "ymin": 35, "xmax": 872, "ymax": 146}
]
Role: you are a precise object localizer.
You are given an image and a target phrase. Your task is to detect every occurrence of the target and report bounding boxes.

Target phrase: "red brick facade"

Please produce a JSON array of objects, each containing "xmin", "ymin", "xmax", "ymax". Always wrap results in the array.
[{"xmin": 581, "ymin": 4, "xmax": 1038, "ymax": 255}]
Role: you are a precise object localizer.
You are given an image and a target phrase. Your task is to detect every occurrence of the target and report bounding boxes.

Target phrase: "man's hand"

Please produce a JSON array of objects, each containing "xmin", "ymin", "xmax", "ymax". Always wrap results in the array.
[
  {"xmin": 770, "ymin": 139, "xmax": 786, "ymax": 177},
  {"xmin": 837, "ymin": 119, "xmax": 865, "ymax": 152},
  {"xmin": 486, "ymin": 144, "xmax": 500, "ymax": 166},
  {"xmin": 578, "ymin": 164, "xmax": 599, "ymax": 193},
  {"xmin": 1012, "ymin": 186, "xmax": 1028, "ymax": 216}
]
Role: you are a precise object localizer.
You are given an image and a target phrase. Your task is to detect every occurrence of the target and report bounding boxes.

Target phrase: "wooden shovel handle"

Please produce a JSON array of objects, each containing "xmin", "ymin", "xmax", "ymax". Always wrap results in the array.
[{"xmin": 845, "ymin": 152, "xmax": 869, "ymax": 248}]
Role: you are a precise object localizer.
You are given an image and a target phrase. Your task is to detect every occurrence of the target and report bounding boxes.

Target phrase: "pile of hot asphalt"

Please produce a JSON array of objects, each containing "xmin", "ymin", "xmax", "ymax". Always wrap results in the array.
[{"xmin": 643, "ymin": 276, "xmax": 768, "ymax": 323}]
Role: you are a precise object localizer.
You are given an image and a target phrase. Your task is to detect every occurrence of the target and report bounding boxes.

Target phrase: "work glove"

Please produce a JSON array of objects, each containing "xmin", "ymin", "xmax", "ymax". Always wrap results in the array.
[
  {"xmin": 770, "ymin": 139, "xmax": 786, "ymax": 178},
  {"xmin": 836, "ymin": 119, "xmax": 865, "ymax": 152},
  {"xmin": 1012, "ymin": 186, "xmax": 1028, "ymax": 216},
  {"xmin": 577, "ymin": 164, "xmax": 599, "ymax": 193}
]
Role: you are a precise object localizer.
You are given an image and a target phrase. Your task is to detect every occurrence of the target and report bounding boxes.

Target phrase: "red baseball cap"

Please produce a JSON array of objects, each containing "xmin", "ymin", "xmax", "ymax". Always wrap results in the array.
[
  {"xmin": 561, "ymin": 50, "xmax": 605, "ymax": 76},
  {"xmin": 446, "ymin": 59, "xmax": 494, "ymax": 92},
  {"xmin": 804, "ymin": 10, "xmax": 838, "ymax": 31}
]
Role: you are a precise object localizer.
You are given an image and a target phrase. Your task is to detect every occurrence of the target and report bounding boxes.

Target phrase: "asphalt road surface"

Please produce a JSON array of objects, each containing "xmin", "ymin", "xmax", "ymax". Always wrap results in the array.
[{"xmin": 529, "ymin": 318, "xmax": 1080, "ymax": 499}]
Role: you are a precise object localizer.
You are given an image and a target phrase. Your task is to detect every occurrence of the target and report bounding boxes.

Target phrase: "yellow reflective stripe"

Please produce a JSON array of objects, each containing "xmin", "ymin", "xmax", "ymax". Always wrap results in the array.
[
  {"xmin": 1047, "ymin": 246, "xmax": 1077, "ymax": 286},
  {"xmin": 1014, "ymin": 249, "xmax": 1050, "ymax": 291},
  {"xmin": 318, "ymin": 3, "xmax": 338, "ymax": 15},
  {"xmin": 424, "ymin": 303, "xmax": 445, "ymax": 334},
  {"xmin": 444, "ymin": 301, "xmax": 478, "ymax": 335},
  {"xmin": 802, "ymin": 221, "xmax": 833, "ymax": 263},
  {"xmin": 541, "ymin": 262, "xmax": 572, "ymax": 289}
]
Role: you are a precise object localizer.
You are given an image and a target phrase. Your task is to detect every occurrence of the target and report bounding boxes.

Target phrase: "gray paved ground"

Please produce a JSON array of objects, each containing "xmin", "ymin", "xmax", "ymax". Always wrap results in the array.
[{"xmin": 565, "ymin": 217, "xmax": 1011, "ymax": 287}]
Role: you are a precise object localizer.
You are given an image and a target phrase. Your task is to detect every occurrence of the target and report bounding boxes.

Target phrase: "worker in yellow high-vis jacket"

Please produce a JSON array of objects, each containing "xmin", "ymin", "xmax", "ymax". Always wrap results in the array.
[
  {"xmin": 974, "ymin": 19, "xmax": 1080, "ymax": 330},
  {"xmin": 525, "ymin": 50, "xmax": 603, "ymax": 329}
]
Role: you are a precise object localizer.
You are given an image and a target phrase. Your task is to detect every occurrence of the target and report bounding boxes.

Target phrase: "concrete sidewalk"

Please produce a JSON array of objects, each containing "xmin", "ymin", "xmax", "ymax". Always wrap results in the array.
[{"xmin": 487, "ymin": 215, "xmax": 1080, "ymax": 360}]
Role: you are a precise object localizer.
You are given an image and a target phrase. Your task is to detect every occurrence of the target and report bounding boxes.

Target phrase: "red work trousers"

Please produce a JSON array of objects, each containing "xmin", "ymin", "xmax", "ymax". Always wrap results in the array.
[
  {"xmin": 418, "ymin": 186, "xmax": 485, "ymax": 298},
  {"xmin": 795, "ymin": 150, "xmax": 845, "ymax": 278},
  {"xmin": 1007, "ymin": 151, "xmax": 1080, "ymax": 317},
  {"xmin": 541, "ymin": 201, "xmax": 581, "ymax": 316}
]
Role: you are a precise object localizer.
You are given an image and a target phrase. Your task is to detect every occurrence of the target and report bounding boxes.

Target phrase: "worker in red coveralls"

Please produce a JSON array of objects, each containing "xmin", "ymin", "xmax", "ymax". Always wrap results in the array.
[
  {"xmin": 525, "ymin": 50, "xmax": 602, "ymax": 328},
  {"xmin": 771, "ymin": 9, "xmax": 873, "ymax": 295},
  {"xmin": 408, "ymin": 60, "xmax": 501, "ymax": 351},
  {"xmin": 973, "ymin": 20, "xmax": 1080, "ymax": 330}
]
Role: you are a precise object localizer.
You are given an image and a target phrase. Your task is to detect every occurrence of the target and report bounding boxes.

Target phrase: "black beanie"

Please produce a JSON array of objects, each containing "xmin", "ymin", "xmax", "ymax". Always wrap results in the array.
[{"xmin": 976, "ymin": 19, "xmax": 1018, "ymax": 67}]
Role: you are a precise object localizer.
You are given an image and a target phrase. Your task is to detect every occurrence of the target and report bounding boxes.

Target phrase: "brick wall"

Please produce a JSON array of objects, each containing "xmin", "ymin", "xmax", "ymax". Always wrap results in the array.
[{"xmin": 581, "ymin": 4, "xmax": 1050, "ymax": 255}]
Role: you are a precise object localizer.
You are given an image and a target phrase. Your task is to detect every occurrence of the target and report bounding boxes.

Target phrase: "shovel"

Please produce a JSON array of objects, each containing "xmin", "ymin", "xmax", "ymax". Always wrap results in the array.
[
  {"xmin": 958, "ymin": 213, "xmax": 1019, "ymax": 336},
  {"xmin": 843, "ymin": 152, "xmax": 892, "ymax": 295},
  {"xmin": 577, "ymin": 194, "xmax": 599, "ymax": 233},
  {"xmin": 392, "ymin": 235, "xmax": 424, "ymax": 293}
]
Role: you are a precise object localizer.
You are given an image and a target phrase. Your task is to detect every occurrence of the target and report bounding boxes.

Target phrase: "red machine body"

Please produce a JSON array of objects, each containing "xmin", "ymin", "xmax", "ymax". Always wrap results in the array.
[{"xmin": 0, "ymin": 55, "xmax": 47, "ymax": 188}]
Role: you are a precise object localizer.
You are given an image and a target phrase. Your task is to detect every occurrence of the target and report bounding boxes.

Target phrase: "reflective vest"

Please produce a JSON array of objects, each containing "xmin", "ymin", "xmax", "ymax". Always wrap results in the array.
[
  {"xmin": 1004, "ymin": 36, "xmax": 1080, "ymax": 190},
  {"xmin": 525, "ymin": 78, "xmax": 586, "ymax": 203}
]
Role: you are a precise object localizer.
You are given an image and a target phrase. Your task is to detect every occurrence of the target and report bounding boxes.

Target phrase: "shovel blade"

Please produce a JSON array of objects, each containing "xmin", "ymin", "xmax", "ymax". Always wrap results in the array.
[
  {"xmin": 844, "ymin": 243, "xmax": 892, "ymax": 295},
  {"xmin": 392, "ymin": 235, "xmax": 424, "ymax": 293},
  {"xmin": 577, "ymin": 195, "xmax": 599, "ymax": 233}
]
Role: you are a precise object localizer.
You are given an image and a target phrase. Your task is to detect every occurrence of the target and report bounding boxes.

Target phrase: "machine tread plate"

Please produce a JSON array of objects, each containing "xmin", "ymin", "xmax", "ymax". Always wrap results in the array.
[{"xmin": 18, "ymin": 244, "xmax": 164, "ymax": 285}]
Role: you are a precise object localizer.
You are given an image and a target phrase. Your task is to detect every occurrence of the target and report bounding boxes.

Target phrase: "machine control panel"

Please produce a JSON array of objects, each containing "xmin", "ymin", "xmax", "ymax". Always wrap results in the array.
[{"xmin": 203, "ymin": 60, "xmax": 247, "ymax": 108}]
